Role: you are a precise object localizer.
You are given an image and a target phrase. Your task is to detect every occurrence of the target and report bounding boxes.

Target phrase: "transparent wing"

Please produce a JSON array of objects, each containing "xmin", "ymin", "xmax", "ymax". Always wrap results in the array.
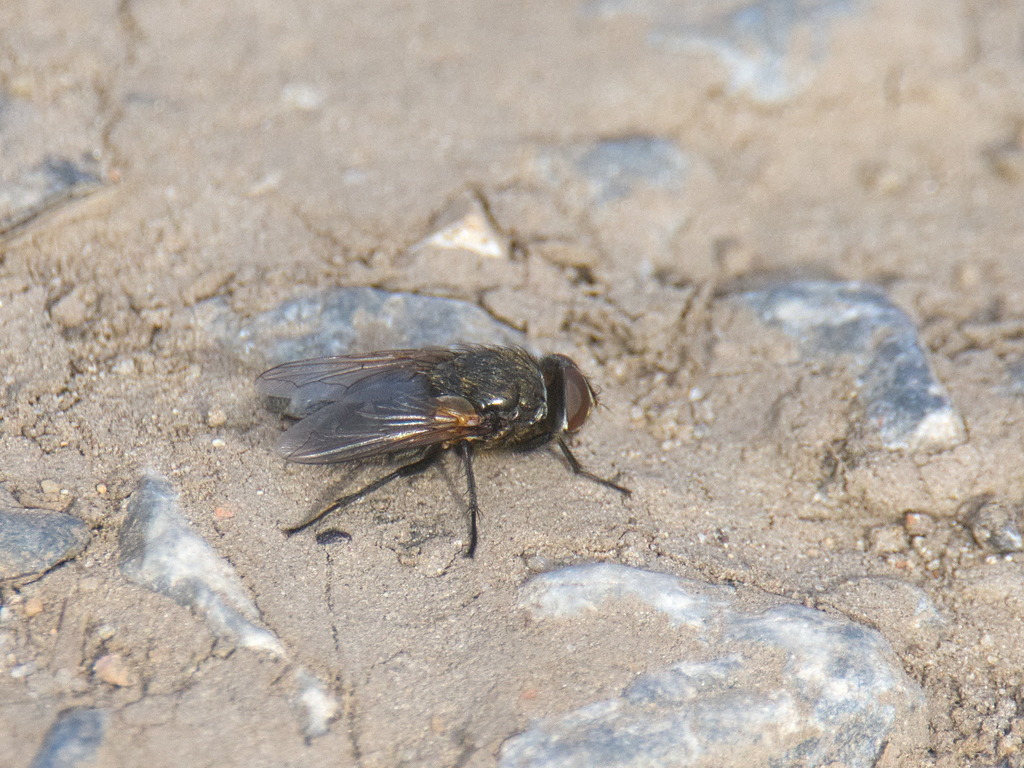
[
  {"xmin": 256, "ymin": 348, "xmax": 455, "ymax": 418},
  {"xmin": 256, "ymin": 350, "xmax": 483, "ymax": 464}
]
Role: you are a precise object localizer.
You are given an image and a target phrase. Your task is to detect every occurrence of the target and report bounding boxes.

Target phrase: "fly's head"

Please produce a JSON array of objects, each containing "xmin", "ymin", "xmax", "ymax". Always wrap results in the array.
[{"xmin": 541, "ymin": 354, "xmax": 596, "ymax": 437}]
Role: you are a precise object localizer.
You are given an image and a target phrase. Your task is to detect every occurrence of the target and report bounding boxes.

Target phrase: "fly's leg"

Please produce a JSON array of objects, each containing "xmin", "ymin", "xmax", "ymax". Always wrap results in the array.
[
  {"xmin": 457, "ymin": 442, "xmax": 480, "ymax": 558},
  {"xmin": 284, "ymin": 446, "xmax": 444, "ymax": 535},
  {"xmin": 556, "ymin": 439, "xmax": 631, "ymax": 496}
]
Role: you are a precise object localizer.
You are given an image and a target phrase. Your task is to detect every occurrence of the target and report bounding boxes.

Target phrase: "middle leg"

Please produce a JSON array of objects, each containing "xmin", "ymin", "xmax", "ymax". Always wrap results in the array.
[{"xmin": 284, "ymin": 446, "xmax": 445, "ymax": 535}]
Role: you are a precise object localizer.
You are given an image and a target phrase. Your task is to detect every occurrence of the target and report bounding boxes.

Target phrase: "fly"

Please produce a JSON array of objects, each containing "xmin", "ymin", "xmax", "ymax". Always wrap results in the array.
[{"xmin": 256, "ymin": 345, "xmax": 630, "ymax": 557}]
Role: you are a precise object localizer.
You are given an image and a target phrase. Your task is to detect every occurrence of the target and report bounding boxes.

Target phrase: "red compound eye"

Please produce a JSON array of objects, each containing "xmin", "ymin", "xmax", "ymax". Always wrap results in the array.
[
  {"xmin": 559, "ymin": 359, "xmax": 595, "ymax": 433},
  {"xmin": 541, "ymin": 354, "xmax": 597, "ymax": 434}
]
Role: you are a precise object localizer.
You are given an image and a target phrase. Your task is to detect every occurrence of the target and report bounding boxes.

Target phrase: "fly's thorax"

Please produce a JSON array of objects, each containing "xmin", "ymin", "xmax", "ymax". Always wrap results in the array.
[{"xmin": 427, "ymin": 347, "xmax": 549, "ymax": 447}]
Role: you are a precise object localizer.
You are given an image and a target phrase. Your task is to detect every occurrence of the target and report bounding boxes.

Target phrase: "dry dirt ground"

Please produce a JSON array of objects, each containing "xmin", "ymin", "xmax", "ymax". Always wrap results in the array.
[{"xmin": 3, "ymin": 1, "xmax": 1024, "ymax": 766}]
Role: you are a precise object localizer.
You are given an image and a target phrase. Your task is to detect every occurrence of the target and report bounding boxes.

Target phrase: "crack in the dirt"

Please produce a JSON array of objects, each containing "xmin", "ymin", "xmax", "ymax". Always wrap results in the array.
[
  {"xmin": 0, "ymin": 181, "xmax": 107, "ymax": 243},
  {"xmin": 342, "ymin": 681, "xmax": 365, "ymax": 766},
  {"xmin": 321, "ymin": 546, "xmax": 364, "ymax": 763},
  {"xmin": 322, "ymin": 551, "xmax": 342, "ymax": 657},
  {"xmin": 288, "ymin": 202, "xmax": 348, "ymax": 253},
  {"xmin": 95, "ymin": 0, "xmax": 142, "ymax": 172}
]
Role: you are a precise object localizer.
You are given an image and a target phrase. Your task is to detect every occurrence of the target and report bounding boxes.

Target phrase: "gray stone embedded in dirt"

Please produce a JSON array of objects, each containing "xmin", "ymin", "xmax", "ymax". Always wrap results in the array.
[
  {"xmin": 118, "ymin": 474, "xmax": 284, "ymax": 655},
  {"xmin": 535, "ymin": 136, "xmax": 689, "ymax": 205},
  {"xmin": 575, "ymin": 137, "xmax": 690, "ymax": 203},
  {"xmin": 29, "ymin": 707, "xmax": 106, "ymax": 768},
  {"xmin": 738, "ymin": 280, "xmax": 965, "ymax": 451},
  {"xmin": 118, "ymin": 475, "xmax": 343, "ymax": 738},
  {"xmin": 583, "ymin": 0, "xmax": 861, "ymax": 102},
  {"xmin": 531, "ymin": 135, "xmax": 695, "ymax": 267},
  {"xmin": 0, "ymin": 500, "xmax": 91, "ymax": 582},
  {"xmin": 1005, "ymin": 358, "xmax": 1024, "ymax": 396},
  {"xmin": 502, "ymin": 563, "xmax": 926, "ymax": 768},
  {"xmin": 521, "ymin": 561, "xmax": 730, "ymax": 627},
  {"xmin": 0, "ymin": 156, "xmax": 104, "ymax": 238},
  {"xmin": 197, "ymin": 287, "xmax": 525, "ymax": 367}
]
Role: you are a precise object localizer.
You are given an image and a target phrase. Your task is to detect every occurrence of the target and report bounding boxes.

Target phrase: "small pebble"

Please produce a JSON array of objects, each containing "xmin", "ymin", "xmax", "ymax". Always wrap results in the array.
[
  {"xmin": 24, "ymin": 597, "xmax": 44, "ymax": 617},
  {"xmin": 49, "ymin": 288, "xmax": 93, "ymax": 330},
  {"xmin": 185, "ymin": 269, "xmax": 236, "ymax": 304},
  {"xmin": 280, "ymin": 82, "xmax": 325, "ymax": 111},
  {"xmin": 968, "ymin": 500, "xmax": 1024, "ymax": 554},
  {"xmin": 95, "ymin": 483, "xmax": 108, "ymax": 495},
  {"xmin": 903, "ymin": 511, "xmax": 936, "ymax": 537},
  {"xmin": 413, "ymin": 192, "xmax": 509, "ymax": 259},
  {"xmin": 93, "ymin": 654, "xmax": 137, "ymax": 687},
  {"xmin": 211, "ymin": 437, "xmax": 226, "ymax": 448},
  {"xmin": 294, "ymin": 669, "xmax": 340, "ymax": 739},
  {"xmin": 868, "ymin": 524, "xmax": 908, "ymax": 554},
  {"xmin": 11, "ymin": 662, "xmax": 36, "ymax": 679},
  {"xmin": 112, "ymin": 357, "xmax": 136, "ymax": 375},
  {"xmin": 40, "ymin": 479, "xmax": 61, "ymax": 495},
  {"xmin": 206, "ymin": 408, "xmax": 227, "ymax": 428}
]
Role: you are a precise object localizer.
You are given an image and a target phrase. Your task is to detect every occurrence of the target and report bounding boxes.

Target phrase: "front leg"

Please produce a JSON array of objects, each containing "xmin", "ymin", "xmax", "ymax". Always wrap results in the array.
[{"xmin": 556, "ymin": 438, "xmax": 631, "ymax": 496}]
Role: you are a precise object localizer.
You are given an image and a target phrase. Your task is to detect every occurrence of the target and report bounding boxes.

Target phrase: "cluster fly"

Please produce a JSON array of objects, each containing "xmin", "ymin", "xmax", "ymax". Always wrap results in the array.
[{"xmin": 256, "ymin": 345, "xmax": 629, "ymax": 557}]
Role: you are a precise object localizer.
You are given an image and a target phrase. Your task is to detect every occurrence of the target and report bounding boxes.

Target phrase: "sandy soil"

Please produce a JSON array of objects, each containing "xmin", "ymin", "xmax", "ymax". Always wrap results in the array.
[{"xmin": 3, "ymin": 0, "xmax": 1024, "ymax": 765}]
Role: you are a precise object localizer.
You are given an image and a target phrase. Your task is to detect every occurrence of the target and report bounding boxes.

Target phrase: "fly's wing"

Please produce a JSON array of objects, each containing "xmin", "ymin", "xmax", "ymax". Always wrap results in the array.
[
  {"xmin": 256, "ymin": 349, "xmax": 454, "ymax": 419},
  {"xmin": 256, "ymin": 350, "xmax": 483, "ymax": 464}
]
